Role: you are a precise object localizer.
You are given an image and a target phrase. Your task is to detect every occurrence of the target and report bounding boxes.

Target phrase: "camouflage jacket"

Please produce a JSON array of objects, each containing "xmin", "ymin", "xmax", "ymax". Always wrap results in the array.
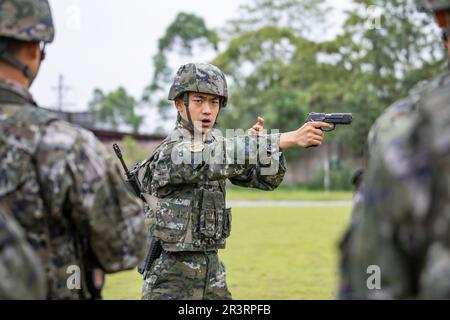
[
  {"xmin": 340, "ymin": 66, "xmax": 450, "ymax": 299},
  {"xmin": 142, "ymin": 122, "xmax": 286, "ymax": 252},
  {"xmin": 0, "ymin": 212, "xmax": 46, "ymax": 299},
  {"xmin": 0, "ymin": 79, "xmax": 146, "ymax": 299}
]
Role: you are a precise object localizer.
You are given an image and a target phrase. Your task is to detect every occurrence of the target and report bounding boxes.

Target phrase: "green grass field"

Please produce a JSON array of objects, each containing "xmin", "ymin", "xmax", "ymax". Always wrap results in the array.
[
  {"xmin": 103, "ymin": 204, "xmax": 351, "ymax": 300},
  {"xmin": 226, "ymin": 187, "xmax": 352, "ymax": 201}
]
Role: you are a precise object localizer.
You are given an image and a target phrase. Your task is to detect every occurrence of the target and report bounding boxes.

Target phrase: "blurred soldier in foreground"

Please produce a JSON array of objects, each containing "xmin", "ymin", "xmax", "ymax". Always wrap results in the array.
[
  {"xmin": 339, "ymin": 0, "xmax": 450, "ymax": 299},
  {"xmin": 0, "ymin": 213, "xmax": 46, "ymax": 299},
  {"xmin": 0, "ymin": 0, "xmax": 146, "ymax": 299},
  {"xmin": 140, "ymin": 62, "xmax": 333, "ymax": 300}
]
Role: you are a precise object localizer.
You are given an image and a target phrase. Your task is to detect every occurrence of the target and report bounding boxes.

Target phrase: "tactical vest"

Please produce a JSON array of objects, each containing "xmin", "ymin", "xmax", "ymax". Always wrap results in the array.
[{"xmin": 143, "ymin": 135, "xmax": 232, "ymax": 252}]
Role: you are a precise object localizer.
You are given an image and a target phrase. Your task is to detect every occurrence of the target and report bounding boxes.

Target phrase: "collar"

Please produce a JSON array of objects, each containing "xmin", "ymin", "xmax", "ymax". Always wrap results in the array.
[{"xmin": 0, "ymin": 78, "xmax": 36, "ymax": 105}]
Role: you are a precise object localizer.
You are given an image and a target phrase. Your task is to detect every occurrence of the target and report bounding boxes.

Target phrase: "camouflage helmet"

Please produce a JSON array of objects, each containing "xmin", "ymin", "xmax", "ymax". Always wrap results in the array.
[
  {"xmin": 417, "ymin": 0, "xmax": 450, "ymax": 12},
  {"xmin": 0, "ymin": 0, "xmax": 55, "ymax": 43},
  {"xmin": 168, "ymin": 63, "xmax": 228, "ymax": 107}
]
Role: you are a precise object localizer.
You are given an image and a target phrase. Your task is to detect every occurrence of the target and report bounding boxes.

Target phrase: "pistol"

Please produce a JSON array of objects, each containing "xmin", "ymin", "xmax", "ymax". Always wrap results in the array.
[{"xmin": 305, "ymin": 112, "xmax": 353, "ymax": 132}]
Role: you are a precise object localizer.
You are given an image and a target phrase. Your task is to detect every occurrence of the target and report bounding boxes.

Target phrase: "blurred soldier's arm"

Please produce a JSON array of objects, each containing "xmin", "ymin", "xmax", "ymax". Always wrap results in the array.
[
  {"xmin": 0, "ymin": 214, "xmax": 46, "ymax": 299},
  {"xmin": 36, "ymin": 121, "xmax": 146, "ymax": 273},
  {"xmin": 338, "ymin": 170, "xmax": 365, "ymax": 299}
]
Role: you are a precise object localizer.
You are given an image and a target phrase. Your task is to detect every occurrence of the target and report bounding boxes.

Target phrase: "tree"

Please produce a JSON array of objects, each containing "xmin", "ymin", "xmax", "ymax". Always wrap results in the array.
[
  {"xmin": 213, "ymin": 0, "xmax": 447, "ymax": 157},
  {"xmin": 225, "ymin": 0, "xmax": 329, "ymax": 39},
  {"xmin": 318, "ymin": 0, "xmax": 446, "ymax": 154},
  {"xmin": 89, "ymin": 87, "xmax": 143, "ymax": 133}
]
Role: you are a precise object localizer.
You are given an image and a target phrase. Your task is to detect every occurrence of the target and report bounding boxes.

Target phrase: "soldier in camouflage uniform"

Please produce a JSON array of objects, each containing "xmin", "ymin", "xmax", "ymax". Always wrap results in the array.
[
  {"xmin": 141, "ymin": 62, "xmax": 333, "ymax": 300},
  {"xmin": 339, "ymin": 0, "xmax": 450, "ymax": 299},
  {"xmin": 0, "ymin": 0, "xmax": 146, "ymax": 299},
  {"xmin": 0, "ymin": 212, "xmax": 46, "ymax": 299}
]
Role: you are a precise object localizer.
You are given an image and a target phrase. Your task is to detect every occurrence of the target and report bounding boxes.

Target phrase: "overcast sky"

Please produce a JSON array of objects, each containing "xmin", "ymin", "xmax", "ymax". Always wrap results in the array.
[{"xmin": 30, "ymin": 0, "xmax": 353, "ymax": 132}]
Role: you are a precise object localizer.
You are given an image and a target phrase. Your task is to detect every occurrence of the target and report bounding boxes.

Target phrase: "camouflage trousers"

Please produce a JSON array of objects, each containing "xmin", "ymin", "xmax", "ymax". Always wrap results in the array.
[{"xmin": 141, "ymin": 250, "xmax": 232, "ymax": 300}]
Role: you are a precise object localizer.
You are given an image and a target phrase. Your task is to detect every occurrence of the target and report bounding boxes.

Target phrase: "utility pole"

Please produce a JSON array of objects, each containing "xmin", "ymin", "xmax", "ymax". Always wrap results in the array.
[
  {"xmin": 52, "ymin": 74, "xmax": 72, "ymax": 112},
  {"xmin": 323, "ymin": 142, "xmax": 330, "ymax": 194}
]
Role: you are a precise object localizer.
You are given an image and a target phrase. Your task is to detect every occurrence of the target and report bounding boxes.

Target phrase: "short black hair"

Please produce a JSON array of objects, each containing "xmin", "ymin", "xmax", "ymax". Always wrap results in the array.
[{"xmin": 0, "ymin": 36, "xmax": 28, "ymax": 56}]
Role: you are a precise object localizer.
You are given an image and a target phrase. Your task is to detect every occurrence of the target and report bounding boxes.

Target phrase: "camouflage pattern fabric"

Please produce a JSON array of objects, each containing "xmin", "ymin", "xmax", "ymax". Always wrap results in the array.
[
  {"xmin": 0, "ymin": 212, "xmax": 46, "ymax": 299},
  {"xmin": 141, "ymin": 120, "xmax": 286, "ymax": 299},
  {"xmin": 338, "ymin": 179, "xmax": 365, "ymax": 299},
  {"xmin": 0, "ymin": 79, "xmax": 146, "ymax": 299},
  {"xmin": 142, "ymin": 121, "xmax": 286, "ymax": 253},
  {"xmin": 168, "ymin": 63, "xmax": 228, "ymax": 104},
  {"xmin": 142, "ymin": 251, "xmax": 231, "ymax": 300},
  {"xmin": 339, "ymin": 67, "xmax": 450, "ymax": 299},
  {"xmin": 0, "ymin": 0, "xmax": 54, "ymax": 42}
]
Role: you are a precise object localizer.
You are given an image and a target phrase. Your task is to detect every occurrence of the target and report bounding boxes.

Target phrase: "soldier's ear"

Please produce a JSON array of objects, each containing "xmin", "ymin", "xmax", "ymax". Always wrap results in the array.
[
  {"xmin": 22, "ymin": 42, "xmax": 40, "ymax": 62},
  {"xmin": 175, "ymin": 98, "xmax": 184, "ymax": 113}
]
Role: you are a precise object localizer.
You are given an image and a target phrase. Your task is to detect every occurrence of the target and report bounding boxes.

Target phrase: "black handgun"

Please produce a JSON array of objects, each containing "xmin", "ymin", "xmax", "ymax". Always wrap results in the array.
[{"xmin": 305, "ymin": 113, "xmax": 353, "ymax": 132}]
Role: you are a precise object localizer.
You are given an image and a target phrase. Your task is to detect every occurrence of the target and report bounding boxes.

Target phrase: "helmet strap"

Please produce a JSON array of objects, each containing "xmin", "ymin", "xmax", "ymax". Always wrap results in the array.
[
  {"xmin": 179, "ymin": 92, "xmax": 202, "ymax": 137},
  {"xmin": 177, "ymin": 92, "xmax": 225, "ymax": 134},
  {"xmin": 0, "ymin": 43, "xmax": 36, "ymax": 86}
]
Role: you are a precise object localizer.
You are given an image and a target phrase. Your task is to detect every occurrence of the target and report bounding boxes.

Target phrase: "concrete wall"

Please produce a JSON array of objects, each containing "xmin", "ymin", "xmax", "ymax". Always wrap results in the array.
[{"xmin": 282, "ymin": 141, "xmax": 364, "ymax": 184}]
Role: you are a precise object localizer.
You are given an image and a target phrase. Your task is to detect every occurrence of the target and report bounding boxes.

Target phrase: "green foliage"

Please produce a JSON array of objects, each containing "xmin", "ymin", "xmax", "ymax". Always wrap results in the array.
[
  {"xmin": 118, "ymin": 0, "xmax": 445, "ymax": 156},
  {"xmin": 213, "ymin": 26, "xmax": 311, "ymax": 161},
  {"xmin": 121, "ymin": 136, "xmax": 148, "ymax": 165},
  {"xmin": 103, "ymin": 205, "xmax": 351, "ymax": 299},
  {"xmin": 322, "ymin": 0, "xmax": 446, "ymax": 154},
  {"xmin": 89, "ymin": 87, "xmax": 143, "ymax": 133},
  {"xmin": 225, "ymin": 186, "xmax": 352, "ymax": 201},
  {"xmin": 213, "ymin": 0, "xmax": 446, "ymax": 157},
  {"xmin": 303, "ymin": 161, "xmax": 355, "ymax": 191},
  {"xmin": 225, "ymin": 0, "xmax": 329, "ymax": 38}
]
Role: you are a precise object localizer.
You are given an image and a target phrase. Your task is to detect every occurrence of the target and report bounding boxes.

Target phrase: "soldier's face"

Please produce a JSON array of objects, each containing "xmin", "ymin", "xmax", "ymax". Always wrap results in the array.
[{"xmin": 176, "ymin": 93, "xmax": 221, "ymax": 133}]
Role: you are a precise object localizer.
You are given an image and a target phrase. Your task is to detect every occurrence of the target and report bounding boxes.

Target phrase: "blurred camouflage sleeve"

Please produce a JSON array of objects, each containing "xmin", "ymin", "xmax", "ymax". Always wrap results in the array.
[
  {"xmin": 344, "ymin": 101, "xmax": 432, "ymax": 299},
  {"xmin": 0, "ymin": 213, "xmax": 46, "ymax": 299},
  {"xmin": 146, "ymin": 133, "xmax": 285, "ymax": 193},
  {"xmin": 338, "ymin": 180, "xmax": 365, "ymax": 299},
  {"xmin": 36, "ymin": 121, "xmax": 146, "ymax": 273}
]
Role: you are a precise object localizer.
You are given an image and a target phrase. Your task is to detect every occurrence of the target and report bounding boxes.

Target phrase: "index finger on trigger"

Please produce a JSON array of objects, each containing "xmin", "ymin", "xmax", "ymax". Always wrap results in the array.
[{"xmin": 310, "ymin": 121, "xmax": 333, "ymax": 129}]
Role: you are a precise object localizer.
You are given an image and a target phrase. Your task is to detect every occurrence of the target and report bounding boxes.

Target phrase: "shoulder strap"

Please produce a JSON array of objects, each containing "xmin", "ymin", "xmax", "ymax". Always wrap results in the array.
[{"xmin": 0, "ymin": 87, "xmax": 36, "ymax": 107}]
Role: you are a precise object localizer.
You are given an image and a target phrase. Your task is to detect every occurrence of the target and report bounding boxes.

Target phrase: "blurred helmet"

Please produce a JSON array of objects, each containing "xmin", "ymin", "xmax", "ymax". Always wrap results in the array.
[
  {"xmin": 0, "ymin": 0, "xmax": 54, "ymax": 43},
  {"xmin": 168, "ymin": 63, "xmax": 228, "ymax": 107}
]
